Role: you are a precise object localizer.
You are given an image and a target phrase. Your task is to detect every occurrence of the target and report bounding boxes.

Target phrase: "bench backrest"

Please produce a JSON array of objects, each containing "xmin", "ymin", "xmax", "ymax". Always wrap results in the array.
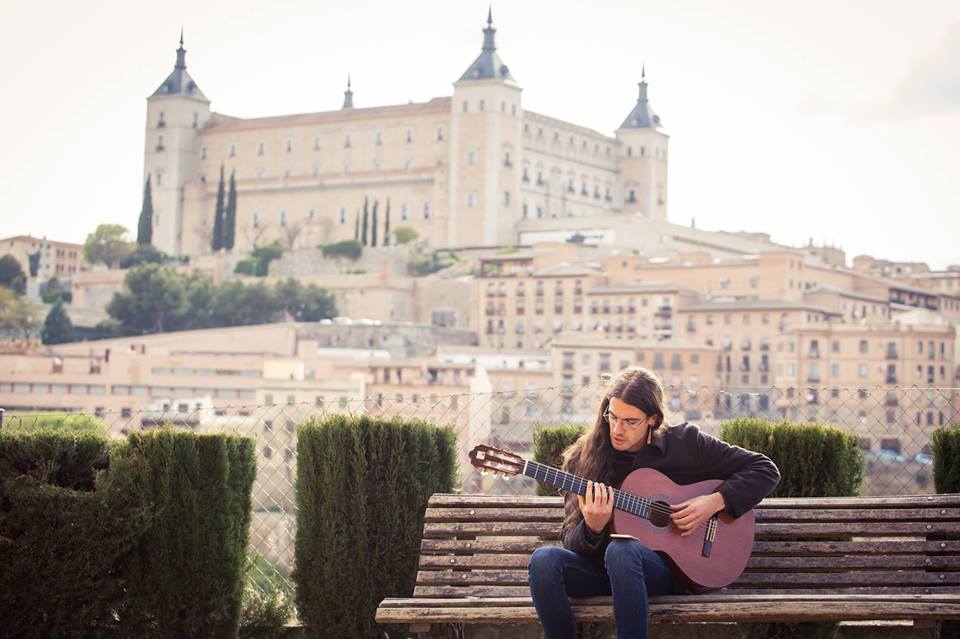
[{"xmin": 415, "ymin": 493, "xmax": 960, "ymax": 598}]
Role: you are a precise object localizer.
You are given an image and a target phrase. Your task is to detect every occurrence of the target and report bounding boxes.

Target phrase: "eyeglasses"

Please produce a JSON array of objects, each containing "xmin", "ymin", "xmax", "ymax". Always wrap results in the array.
[{"xmin": 602, "ymin": 410, "xmax": 647, "ymax": 431}]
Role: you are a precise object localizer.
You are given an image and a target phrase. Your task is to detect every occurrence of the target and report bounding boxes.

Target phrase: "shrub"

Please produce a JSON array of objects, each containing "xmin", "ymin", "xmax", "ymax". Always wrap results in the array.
[
  {"xmin": 533, "ymin": 424, "xmax": 586, "ymax": 496},
  {"xmin": 720, "ymin": 419, "xmax": 863, "ymax": 639},
  {"xmin": 239, "ymin": 555, "xmax": 293, "ymax": 639},
  {"xmin": 116, "ymin": 430, "xmax": 257, "ymax": 638},
  {"xmin": 0, "ymin": 429, "xmax": 145, "ymax": 638},
  {"xmin": 321, "ymin": 239, "xmax": 363, "ymax": 260},
  {"xmin": 235, "ymin": 257, "xmax": 265, "ymax": 276},
  {"xmin": 293, "ymin": 415, "xmax": 457, "ymax": 638},
  {"xmin": 932, "ymin": 425, "xmax": 960, "ymax": 493},
  {"xmin": 392, "ymin": 226, "xmax": 419, "ymax": 245}
]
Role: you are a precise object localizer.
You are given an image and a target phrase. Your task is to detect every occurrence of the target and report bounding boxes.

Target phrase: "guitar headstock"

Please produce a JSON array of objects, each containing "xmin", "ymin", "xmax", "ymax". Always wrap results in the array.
[{"xmin": 469, "ymin": 444, "xmax": 525, "ymax": 477}]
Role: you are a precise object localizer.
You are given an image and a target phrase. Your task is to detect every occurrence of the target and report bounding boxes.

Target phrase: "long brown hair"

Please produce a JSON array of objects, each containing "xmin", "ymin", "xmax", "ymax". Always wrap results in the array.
[{"xmin": 560, "ymin": 367, "xmax": 667, "ymax": 537}]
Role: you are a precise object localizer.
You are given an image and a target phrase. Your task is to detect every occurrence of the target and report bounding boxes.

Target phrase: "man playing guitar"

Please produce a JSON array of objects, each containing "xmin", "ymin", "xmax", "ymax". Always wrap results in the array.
[{"xmin": 527, "ymin": 367, "xmax": 780, "ymax": 639}]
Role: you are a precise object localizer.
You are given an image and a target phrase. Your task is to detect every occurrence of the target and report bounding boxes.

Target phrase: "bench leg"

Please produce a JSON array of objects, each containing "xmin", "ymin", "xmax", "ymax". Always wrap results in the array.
[{"xmin": 912, "ymin": 620, "xmax": 940, "ymax": 639}]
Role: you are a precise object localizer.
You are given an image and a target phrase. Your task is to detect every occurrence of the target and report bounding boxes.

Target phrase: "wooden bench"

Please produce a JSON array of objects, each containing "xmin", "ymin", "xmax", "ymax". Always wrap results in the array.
[{"xmin": 376, "ymin": 492, "xmax": 960, "ymax": 636}]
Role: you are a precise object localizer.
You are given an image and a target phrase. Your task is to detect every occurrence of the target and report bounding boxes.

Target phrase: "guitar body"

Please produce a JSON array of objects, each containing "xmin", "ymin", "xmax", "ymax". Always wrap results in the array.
[{"xmin": 612, "ymin": 467, "xmax": 755, "ymax": 590}]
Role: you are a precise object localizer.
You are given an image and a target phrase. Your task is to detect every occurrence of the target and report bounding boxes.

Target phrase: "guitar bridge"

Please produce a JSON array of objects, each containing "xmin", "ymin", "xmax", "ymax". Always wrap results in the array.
[{"xmin": 701, "ymin": 516, "xmax": 718, "ymax": 558}]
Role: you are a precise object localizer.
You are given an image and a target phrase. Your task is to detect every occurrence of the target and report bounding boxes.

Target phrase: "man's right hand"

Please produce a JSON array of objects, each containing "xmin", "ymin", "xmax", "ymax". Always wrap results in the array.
[{"xmin": 577, "ymin": 480, "xmax": 614, "ymax": 534}]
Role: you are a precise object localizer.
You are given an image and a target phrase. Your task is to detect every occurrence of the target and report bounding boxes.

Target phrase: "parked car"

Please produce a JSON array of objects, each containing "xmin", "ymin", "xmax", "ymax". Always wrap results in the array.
[
  {"xmin": 914, "ymin": 453, "xmax": 934, "ymax": 465},
  {"xmin": 865, "ymin": 449, "xmax": 907, "ymax": 463}
]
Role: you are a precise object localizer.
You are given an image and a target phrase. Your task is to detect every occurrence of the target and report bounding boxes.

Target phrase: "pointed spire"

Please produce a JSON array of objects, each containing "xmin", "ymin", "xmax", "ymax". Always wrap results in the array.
[
  {"xmin": 342, "ymin": 73, "xmax": 354, "ymax": 109},
  {"xmin": 457, "ymin": 9, "xmax": 515, "ymax": 82},
  {"xmin": 175, "ymin": 29, "xmax": 186, "ymax": 69},
  {"xmin": 483, "ymin": 8, "xmax": 496, "ymax": 51},
  {"xmin": 618, "ymin": 66, "xmax": 661, "ymax": 130}
]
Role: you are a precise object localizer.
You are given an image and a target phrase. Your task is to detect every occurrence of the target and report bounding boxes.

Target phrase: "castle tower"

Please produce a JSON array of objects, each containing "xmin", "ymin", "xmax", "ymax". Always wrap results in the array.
[
  {"xmin": 615, "ymin": 68, "xmax": 669, "ymax": 222},
  {"xmin": 143, "ymin": 32, "xmax": 211, "ymax": 256},
  {"xmin": 448, "ymin": 10, "xmax": 523, "ymax": 247}
]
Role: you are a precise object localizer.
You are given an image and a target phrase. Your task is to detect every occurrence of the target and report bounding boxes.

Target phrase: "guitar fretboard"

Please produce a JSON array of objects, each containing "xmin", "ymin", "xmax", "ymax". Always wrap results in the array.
[{"xmin": 523, "ymin": 460, "xmax": 658, "ymax": 520}]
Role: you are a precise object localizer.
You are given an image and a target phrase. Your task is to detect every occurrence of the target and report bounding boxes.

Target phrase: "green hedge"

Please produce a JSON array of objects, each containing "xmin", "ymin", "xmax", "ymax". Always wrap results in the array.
[
  {"xmin": 932, "ymin": 425, "xmax": 960, "ymax": 493},
  {"xmin": 720, "ymin": 418, "xmax": 863, "ymax": 639},
  {"xmin": 321, "ymin": 239, "xmax": 363, "ymax": 260},
  {"xmin": 719, "ymin": 418, "xmax": 863, "ymax": 498},
  {"xmin": 293, "ymin": 415, "xmax": 457, "ymax": 638},
  {"xmin": 533, "ymin": 424, "xmax": 585, "ymax": 496},
  {"xmin": 118, "ymin": 430, "xmax": 257, "ymax": 637},
  {"xmin": 0, "ymin": 428, "xmax": 256, "ymax": 639}
]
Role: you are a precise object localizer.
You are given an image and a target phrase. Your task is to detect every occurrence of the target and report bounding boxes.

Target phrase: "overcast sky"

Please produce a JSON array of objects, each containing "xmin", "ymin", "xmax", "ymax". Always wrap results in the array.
[{"xmin": 1, "ymin": 0, "xmax": 958, "ymax": 269}]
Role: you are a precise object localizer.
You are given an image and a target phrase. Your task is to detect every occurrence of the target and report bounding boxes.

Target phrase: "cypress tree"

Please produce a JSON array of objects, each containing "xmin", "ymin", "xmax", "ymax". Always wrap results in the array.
[
  {"xmin": 370, "ymin": 200, "xmax": 378, "ymax": 247},
  {"xmin": 212, "ymin": 165, "xmax": 226, "ymax": 251},
  {"xmin": 41, "ymin": 300, "xmax": 76, "ymax": 345},
  {"xmin": 384, "ymin": 199, "xmax": 391, "ymax": 246},
  {"xmin": 137, "ymin": 177, "xmax": 154, "ymax": 246},
  {"xmin": 361, "ymin": 197, "xmax": 369, "ymax": 247},
  {"xmin": 354, "ymin": 211, "xmax": 359, "ymax": 241},
  {"xmin": 224, "ymin": 170, "xmax": 237, "ymax": 250}
]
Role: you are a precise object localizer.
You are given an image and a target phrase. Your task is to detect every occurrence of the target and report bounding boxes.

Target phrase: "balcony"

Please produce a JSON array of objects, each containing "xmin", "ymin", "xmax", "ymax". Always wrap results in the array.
[
  {"xmin": 654, "ymin": 305, "xmax": 673, "ymax": 318},
  {"xmin": 886, "ymin": 349, "xmax": 899, "ymax": 360},
  {"xmin": 808, "ymin": 349, "xmax": 820, "ymax": 359}
]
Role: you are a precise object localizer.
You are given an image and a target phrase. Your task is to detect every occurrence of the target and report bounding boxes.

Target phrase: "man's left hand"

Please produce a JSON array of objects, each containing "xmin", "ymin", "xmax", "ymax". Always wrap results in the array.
[{"xmin": 670, "ymin": 493, "xmax": 725, "ymax": 537}]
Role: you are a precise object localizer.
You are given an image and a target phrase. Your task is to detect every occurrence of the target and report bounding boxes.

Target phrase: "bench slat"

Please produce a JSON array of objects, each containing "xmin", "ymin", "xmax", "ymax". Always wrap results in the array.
[
  {"xmin": 382, "ymin": 593, "xmax": 960, "ymax": 608},
  {"xmin": 426, "ymin": 493, "xmax": 960, "ymax": 509},
  {"xmin": 417, "ymin": 569, "xmax": 960, "ymax": 587},
  {"xmin": 424, "ymin": 507, "xmax": 960, "ymax": 523},
  {"xmin": 422, "ymin": 521, "xmax": 959, "ymax": 537},
  {"xmin": 417, "ymin": 553, "xmax": 960, "ymax": 571},
  {"xmin": 418, "ymin": 538, "xmax": 960, "ymax": 555},
  {"xmin": 410, "ymin": 585, "xmax": 960, "ymax": 598},
  {"xmin": 377, "ymin": 601, "xmax": 960, "ymax": 624}
]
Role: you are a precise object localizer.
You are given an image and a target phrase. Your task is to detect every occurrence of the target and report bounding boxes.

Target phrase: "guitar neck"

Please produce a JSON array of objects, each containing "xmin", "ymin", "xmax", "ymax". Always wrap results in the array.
[{"xmin": 522, "ymin": 460, "xmax": 655, "ymax": 520}]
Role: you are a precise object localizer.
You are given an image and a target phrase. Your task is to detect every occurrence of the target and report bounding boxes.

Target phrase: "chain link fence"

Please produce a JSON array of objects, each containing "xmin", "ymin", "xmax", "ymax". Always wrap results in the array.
[{"xmin": 3, "ymin": 383, "xmax": 958, "ymax": 596}]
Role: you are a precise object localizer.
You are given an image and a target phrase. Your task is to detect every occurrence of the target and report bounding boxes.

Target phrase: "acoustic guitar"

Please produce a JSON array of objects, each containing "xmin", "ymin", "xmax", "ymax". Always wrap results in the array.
[{"xmin": 468, "ymin": 444, "xmax": 755, "ymax": 589}]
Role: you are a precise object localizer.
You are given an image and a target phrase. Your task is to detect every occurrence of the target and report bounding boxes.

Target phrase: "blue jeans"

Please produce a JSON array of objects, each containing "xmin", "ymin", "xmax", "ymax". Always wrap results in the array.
[{"xmin": 528, "ymin": 539, "xmax": 678, "ymax": 639}]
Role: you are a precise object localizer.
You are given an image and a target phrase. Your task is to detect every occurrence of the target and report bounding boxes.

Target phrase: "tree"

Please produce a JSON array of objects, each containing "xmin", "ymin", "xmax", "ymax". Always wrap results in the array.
[
  {"xmin": 41, "ymin": 300, "xmax": 75, "ymax": 344},
  {"xmin": 106, "ymin": 264, "xmax": 187, "ymax": 334},
  {"xmin": 393, "ymin": 226, "xmax": 419, "ymax": 245},
  {"xmin": 224, "ymin": 170, "xmax": 237, "ymax": 250},
  {"xmin": 0, "ymin": 287, "xmax": 42, "ymax": 338},
  {"xmin": 120, "ymin": 244, "xmax": 168, "ymax": 269},
  {"xmin": 83, "ymin": 224, "xmax": 134, "ymax": 269},
  {"xmin": 354, "ymin": 211, "xmax": 359, "ymax": 241},
  {"xmin": 370, "ymin": 200, "xmax": 379, "ymax": 247},
  {"xmin": 273, "ymin": 278, "xmax": 337, "ymax": 321},
  {"xmin": 282, "ymin": 218, "xmax": 308, "ymax": 250},
  {"xmin": 137, "ymin": 176, "xmax": 154, "ymax": 245},
  {"xmin": 212, "ymin": 165, "xmax": 226, "ymax": 251},
  {"xmin": 0, "ymin": 255, "xmax": 27, "ymax": 294},
  {"xmin": 361, "ymin": 197, "xmax": 369, "ymax": 246},
  {"xmin": 384, "ymin": 199, "xmax": 391, "ymax": 246}
]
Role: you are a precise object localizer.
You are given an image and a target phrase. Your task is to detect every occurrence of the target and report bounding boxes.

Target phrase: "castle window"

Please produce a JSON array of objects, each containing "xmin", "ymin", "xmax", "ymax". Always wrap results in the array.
[
  {"xmin": 258, "ymin": 141, "xmax": 265, "ymax": 155},
  {"xmin": 252, "ymin": 211, "xmax": 260, "ymax": 228},
  {"xmin": 308, "ymin": 208, "xmax": 316, "ymax": 220},
  {"xmin": 437, "ymin": 125, "xmax": 444, "ymax": 140},
  {"xmin": 463, "ymin": 101, "xmax": 468, "ymax": 113},
  {"xmin": 406, "ymin": 129, "xmax": 413, "ymax": 143},
  {"xmin": 229, "ymin": 140, "xmax": 236, "ymax": 157},
  {"xmin": 279, "ymin": 209, "xmax": 286, "ymax": 226},
  {"xmin": 344, "ymin": 134, "xmax": 351, "ymax": 148},
  {"xmin": 503, "ymin": 191, "xmax": 510, "ymax": 207},
  {"xmin": 627, "ymin": 147, "xmax": 632, "ymax": 157},
  {"xmin": 522, "ymin": 203, "xmax": 528, "ymax": 218},
  {"xmin": 401, "ymin": 203, "xmax": 408, "ymax": 221},
  {"xmin": 479, "ymin": 100, "xmax": 485, "ymax": 111},
  {"xmin": 155, "ymin": 135, "xmax": 165, "ymax": 152},
  {"xmin": 201, "ymin": 145, "xmax": 207, "ymax": 160},
  {"xmin": 314, "ymin": 135, "xmax": 321, "ymax": 150},
  {"xmin": 339, "ymin": 207, "xmax": 346, "ymax": 224},
  {"xmin": 467, "ymin": 148, "xmax": 477, "ymax": 165},
  {"xmin": 512, "ymin": 104, "xmax": 517, "ymax": 116},
  {"xmin": 466, "ymin": 192, "xmax": 476, "ymax": 208},
  {"xmin": 375, "ymin": 131, "xmax": 382, "ymax": 146},
  {"xmin": 640, "ymin": 146, "xmax": 646, "ymax": 156},
  {"xmin": 423, "ymin": 202, "xmax": 431, "ymax": 219},
  {"xmin": 155, "ymin": 171, "xmax": 163, "ymax": 187},
  {"xmin": 286, "ymin": 138, "xmax": 293, "ymax": 152},
  {"xmin": 157, "ymin": 111, "xmax": 165, "ymax": 127}
]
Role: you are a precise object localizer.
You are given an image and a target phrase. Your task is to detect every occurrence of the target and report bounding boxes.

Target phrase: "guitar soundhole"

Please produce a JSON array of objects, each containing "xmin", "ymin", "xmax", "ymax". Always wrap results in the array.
[{"xmin": 649, "ymin": 500, "xmax": 672, "ymax": 528}]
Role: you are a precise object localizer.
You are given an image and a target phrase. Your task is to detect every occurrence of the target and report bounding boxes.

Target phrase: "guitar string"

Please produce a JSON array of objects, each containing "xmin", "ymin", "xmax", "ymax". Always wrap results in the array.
[{"xmin": 527, "ymin": 460, "xmax": 715, "ymax": 532}]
